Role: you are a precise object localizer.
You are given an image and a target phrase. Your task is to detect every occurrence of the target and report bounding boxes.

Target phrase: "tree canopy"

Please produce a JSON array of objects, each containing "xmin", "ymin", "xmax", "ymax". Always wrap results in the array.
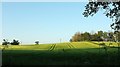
[
  {"xmin": 35, "ymin": 41, "xmax": 39, "ymax": 45},
  {"xmin": 70, "ymin": 31, "xmax": 120, "ymax": 42},
  {"xmin": 11, "ymin": 39, "xmax": 20, "ymax": 45},
  {"xmin": 83, "ymin": 0, "xmax": 120, "ymax": 33}
]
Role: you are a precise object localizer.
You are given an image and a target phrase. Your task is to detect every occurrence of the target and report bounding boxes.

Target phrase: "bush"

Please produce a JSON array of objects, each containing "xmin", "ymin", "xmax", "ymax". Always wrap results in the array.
[
  {"xmin": 35, "ymin": 41, "xmax": 39, "ymax": 45},
  {"xmin": 11, "ymin": 39, "xmax": 20, "ymax": 45}
]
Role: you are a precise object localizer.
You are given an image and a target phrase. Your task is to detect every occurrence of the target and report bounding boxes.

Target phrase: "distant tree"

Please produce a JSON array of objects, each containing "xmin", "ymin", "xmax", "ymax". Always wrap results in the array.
[
  {"xmin": 98, "ymin": 31, "xmax": 103, "ymax": 37},
  {"xmin": 2, "ymin": 39, "xmax": 9, "ymax": 49},
  {"xmin": 108, "ymin": 32, "xmax": 114, "ymax": 41},
  {"xmin": 76, "ymin": 32, "xmax": 81, "ymax": 41},
  {"xmin": 2, "ymin": 39, "xmax": 8, "ymax": 45},
  {"xmin": 35, "ymin": 41, "xmax": 39, "ymax": 45},
  {"xmin": 11, "ymin": 39, "xmax": 20, "ymax": 45},
  {"xmin": 70, "ymin": 31, "xmax": 117, "ymax": 42},
  {"xmin": 114, "ymin": 31, "xmax": 120, "ymax": 42},
  {"xmin": 70, "ymin": 39, "xmax": 72, "ymax": 42},
  {"xmin": 91, "ymin": 33, "xmax": 102, "ymax": 41},
  {"xmin": 118, "ymin": 32, "xmax": 120, "ymax": 41},
  {"xmin": 83, "ymin": 32, "xmax": 91, "ymax": 41},
  {"xmin": 102, "ymin": 32, "xmax": 108, "ymax": 41},
  {"xmin": 71, "ymin": 32, "xmax": 81, "ymax": 42},
  {"xmin": 80, "ymin": 33, "xmax": 85, "ymax": 41}
]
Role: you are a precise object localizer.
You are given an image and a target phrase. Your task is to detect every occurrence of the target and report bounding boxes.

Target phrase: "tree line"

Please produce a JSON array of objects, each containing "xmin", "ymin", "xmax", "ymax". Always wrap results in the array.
[
  {"xmin": 2, "ymin": 39, "xmax": 40, "ymax": 46},
  {"xmin": 2, "ymin": 39, "xmax": 20, "ymax": 45},
  {"xmin": 70, "ymin": 31, "xmax": 120, "ymax": 42}
]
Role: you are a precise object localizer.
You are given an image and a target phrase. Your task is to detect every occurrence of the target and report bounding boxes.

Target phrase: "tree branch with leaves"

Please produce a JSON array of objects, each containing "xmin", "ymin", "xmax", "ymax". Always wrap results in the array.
[{"xmin": 83, "ymin": 1, "xmax": 120, "ymax": 34}]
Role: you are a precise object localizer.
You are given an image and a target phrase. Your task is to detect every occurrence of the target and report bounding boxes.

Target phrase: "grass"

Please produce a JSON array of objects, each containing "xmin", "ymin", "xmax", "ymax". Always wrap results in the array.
[{"xmin": 1, "ymin": 41, "xmax": 120, "ymax": 66}]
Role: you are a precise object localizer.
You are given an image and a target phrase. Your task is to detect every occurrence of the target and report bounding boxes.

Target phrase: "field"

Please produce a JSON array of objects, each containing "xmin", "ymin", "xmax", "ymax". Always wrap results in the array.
[{"xmin": 1, "ymin": 41, "xmax": 120, "ymax": 66}]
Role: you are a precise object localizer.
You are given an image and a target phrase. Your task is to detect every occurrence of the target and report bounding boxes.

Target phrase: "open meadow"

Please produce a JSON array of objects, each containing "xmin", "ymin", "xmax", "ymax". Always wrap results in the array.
[{"xmin": 0, "ymin": 41, "xmax": 120, "ymax": 66}]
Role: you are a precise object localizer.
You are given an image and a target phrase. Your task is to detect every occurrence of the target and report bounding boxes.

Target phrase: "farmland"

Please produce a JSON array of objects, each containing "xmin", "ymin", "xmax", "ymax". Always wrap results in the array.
[{"xmin": 1, "ymin": 41, "xmax": 120, "ymax": 66}]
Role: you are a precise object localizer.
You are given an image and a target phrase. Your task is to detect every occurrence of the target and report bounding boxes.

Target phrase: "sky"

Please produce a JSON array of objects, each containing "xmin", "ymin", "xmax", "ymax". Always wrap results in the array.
[
  {"xmin": 1, "ymin": 2, "xmax": 114, "ymax": 44},
  {"xmin": 1, "ymin": 0, "xmax": 89, "ymax": 2}
]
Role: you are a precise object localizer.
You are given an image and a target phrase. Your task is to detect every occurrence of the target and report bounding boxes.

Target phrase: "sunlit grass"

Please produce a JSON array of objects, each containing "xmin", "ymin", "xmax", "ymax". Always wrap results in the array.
[
  {"xmin": 71, "ymin": 42, "xmax": 99, "ymax": 48},
  {"xmin": 0, "ymin": 41, "xmax": 119, "ymax": 50}
]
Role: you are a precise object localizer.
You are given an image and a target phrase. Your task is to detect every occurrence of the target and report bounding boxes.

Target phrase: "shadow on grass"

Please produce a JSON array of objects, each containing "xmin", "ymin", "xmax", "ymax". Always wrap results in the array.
[{"xmin": 2, "ymin": 48, "xmax": 120, "ymax": 66}]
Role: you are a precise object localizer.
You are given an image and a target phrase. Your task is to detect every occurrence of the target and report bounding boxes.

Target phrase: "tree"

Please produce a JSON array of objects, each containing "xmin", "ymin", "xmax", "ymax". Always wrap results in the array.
[
  {"xmin": 71, "ymin": 32, "xmax": 81, "ymax": 42},
  {"xmin": 11, "ymin": 39, "xmax": 20, "ymax": 45},
  {"xmin": 108, "ymin": 32, "xmax": 114, "ymax": 41},
  {"xmin": 82, "ymin": 32, "xmax": 91, "ymax": 41},
  {"xmin": 102, "ymin": 32, "xmax": 108, "ymax": 41},
  {"xmin": 2, "ymin": 39, "xmax": 10, "ymax": 49},
  {"xmin": 35, "ymin": 41, "xmax": 39, "ymax": 45},
  {"xmin": 70, "ymin": 31, "xmax": 116, "ymax": 42},
  {"xmin": 83, "ymin": 1, "xmax": 120, "ymax": 34},
  {"xmin": 98, "ymin": 31, "xmax": 103, "ymax": 37},
  {"xmin": 70, "ymin": 39, "xmax": 72, "ymax": 42},
  {"xmin": 83, "ymin": 0, "xmax": 120, "ymax": 60},
  {"xmin": 2, "ymin": 39, "xmax": 8, "ymax": 45},
  {"xmin": 118, "ymin": 32, "xmax": 120, "ymax": 41}
]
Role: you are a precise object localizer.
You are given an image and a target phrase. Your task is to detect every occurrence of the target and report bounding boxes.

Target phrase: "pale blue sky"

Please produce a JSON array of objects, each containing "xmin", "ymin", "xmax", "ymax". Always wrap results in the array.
[
  {"xmin": 2, "ymin": 2, "xmax": 113, "ymax": 44},
  {"xmin": 1, "ymin": 0, "xmax": 88, "ymax": 2}
]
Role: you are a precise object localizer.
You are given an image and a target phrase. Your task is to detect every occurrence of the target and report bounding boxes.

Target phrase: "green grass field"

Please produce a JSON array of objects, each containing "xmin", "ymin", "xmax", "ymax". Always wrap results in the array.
[{"xmin": 1, "ymin": 41, "xmax": 120, "ymax": 66}]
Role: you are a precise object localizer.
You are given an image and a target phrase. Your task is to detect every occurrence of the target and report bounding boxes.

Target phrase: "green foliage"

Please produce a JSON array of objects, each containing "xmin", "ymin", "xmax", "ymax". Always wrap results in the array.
[
  {"xmin": 118, "ymin": 32, "xmax": 120, "ymax": 41},
  {"xmin": 83, "ymin": 1, "xmax": 120, "ymax": 35},
  {"xmin": 82, "ymin": 32, "xmax": 91, "ymax": 41},
  {"xmin": 11, "ymin": 39, "xmax": 20, "ymax": 45},
  {"xmin": 35, "ymin": 41, "xmax": 39, "ymax": 45},
  {"xmin": 71, "ymin": 32, "xmax": 81, "ymax": 42},
  {"xmin": 70, "ymin": 31, "xmax": 116, "ymax": 42},
  {"xmin": 2, "ymin": 39, "xmax": 9, "ymax": 45}
]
